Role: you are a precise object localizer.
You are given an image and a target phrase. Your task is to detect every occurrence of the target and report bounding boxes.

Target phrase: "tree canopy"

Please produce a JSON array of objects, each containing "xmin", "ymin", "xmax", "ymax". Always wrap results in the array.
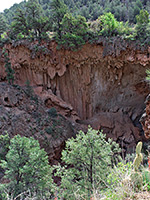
[
  {"xmin": 54, "ymin": 127, "xmax": 121, "ymax": 199},
  {"xmin": 0, "ymin": 0, "xmax": 150, "ymax": 50},
  {"xmin": 0, "ymin": 135, "xmax": 54, "ymax": 199}
]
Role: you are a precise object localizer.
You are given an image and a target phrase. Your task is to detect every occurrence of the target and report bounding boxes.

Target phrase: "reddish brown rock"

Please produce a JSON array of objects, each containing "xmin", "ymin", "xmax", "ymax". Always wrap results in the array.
[
  {"xmin": 1, "ymin": 40, "xmax": 150, "ymax": 152},
  {"xmin": 140, "ymin": 94, "xmax": 150, "ymax": 139},
  {"xmin": 0, "ymin": 82, "xmax": 77, "ymax": 164}
]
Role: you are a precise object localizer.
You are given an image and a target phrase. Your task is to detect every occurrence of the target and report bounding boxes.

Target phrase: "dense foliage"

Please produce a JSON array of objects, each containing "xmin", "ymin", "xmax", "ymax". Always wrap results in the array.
[
  {"xmin": 0, "ymin": 135, "xmax": 54, "ymax": 199},
  {"xmin": 0, "ymin": 0, "xmax": 150, "ymax": 50},
  {"xmin": 0, "ymin": 129, "xmax": 150, "ymax": 199},
  {"xmin": 2, "ymin": 0, "xmax": 150, "ymax": 24},
  {"xmin": 54, "ymin": 127, "xmax": 121, "ymax": 199},
  {"xmin": 10, "ymin": 0, "xmax": 51, "ymax": 39}
]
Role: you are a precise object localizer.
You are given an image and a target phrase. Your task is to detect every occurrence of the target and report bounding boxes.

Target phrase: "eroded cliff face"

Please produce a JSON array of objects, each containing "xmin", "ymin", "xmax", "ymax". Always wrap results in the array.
[
  {"xmin": 140, "ymin": 95, "xmax": 150, "ymax": 139},
  {"xmin": 0, "ymin": 40, "xmax": 150, "ymax": 152}
]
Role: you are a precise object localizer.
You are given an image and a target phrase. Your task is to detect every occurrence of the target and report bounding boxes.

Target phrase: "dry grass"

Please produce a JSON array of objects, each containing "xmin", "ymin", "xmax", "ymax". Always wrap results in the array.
[{"xmin": 125, "ymin": 191, "xmax": 150, "ymax": 200}]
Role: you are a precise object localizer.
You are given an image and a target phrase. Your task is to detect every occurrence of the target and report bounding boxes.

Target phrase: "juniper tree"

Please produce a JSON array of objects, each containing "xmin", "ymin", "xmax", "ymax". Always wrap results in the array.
[
  {"xmin": 0, "ymin": 135, "xmax": 54, "ymax": 199},
  {"xmin": 51, "ymin": 0, "xmax": 68, "ymax": 39},
  {"xmin": 0, "ymin": 15, "xmax": 7, "ymax": 38},
  {"xmin": 54, "ymin": 127, "xmax": 120, "ymax": 199}
]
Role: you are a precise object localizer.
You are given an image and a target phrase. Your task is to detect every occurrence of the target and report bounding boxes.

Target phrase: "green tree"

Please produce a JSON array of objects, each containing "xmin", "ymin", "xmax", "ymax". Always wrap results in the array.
[
  {"xmin": 51, "ymin": 0, "xmax": 68, "ymax": 39},
  {"xmin": 0, "ymin": 133, "xmax": 10, "ymax": 161},
  {"xmin": 0, "ymin": 15, "xmax": 7, "ymax": 38},
  {"xmin": 34, "ymin": 15, "xmax": 51, "ymax": 39},
  {"xmin": 10, "ymin": 9, "xmax": 29, "ymax": 39},
  {"xmin": 10, "ymin": 0, "xmax": 51, "ymax": 39},
  {"xmin": 133, "ymin": 0, "xmax": 143, "ymax": 19},
  {"xmin": 58, "ymin": 13, "xmax": 88, "ymax": 49},
  {"xmin": 26, "ymin": 0, "xmax": 44, "ymax": 37},
  {"xmin": 55, "ymin": 127, "xmax": 120, "ymax": 199},
  {"xmin": 135, "ymin": 9, "xmax": 150, "ymax": 41},
  {"xmin": 0, "ymin": 135, "xmax": 54, "ymax": 199},
  {"xmin": 98, "ymin": 12, "xmax": 131, "ymax": 37}
]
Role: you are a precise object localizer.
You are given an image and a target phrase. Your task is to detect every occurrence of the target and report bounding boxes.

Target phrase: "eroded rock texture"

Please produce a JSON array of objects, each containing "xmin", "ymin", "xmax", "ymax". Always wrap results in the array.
[
  {"xmin": 140, "ymin": 94, "xmax": 150, "ymax": 139},
  {"xmin": 0, "ymin": 82, "xmax": 76, "ymax": 164},
  {"xmin": 0, "ymin": 40, "xmax": 150, "ymax": 152}
]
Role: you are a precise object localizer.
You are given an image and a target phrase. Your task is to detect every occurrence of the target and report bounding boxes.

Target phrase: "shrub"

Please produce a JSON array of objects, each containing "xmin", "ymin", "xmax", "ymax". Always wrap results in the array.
[
  {"xmin": 45, "ymin": 126, "xmax": 53, "ymax": 135},
  {"xmin": 146, "ymin": 69, "xmax": 150, "ymax": 81},
  {"xmin": 105, "ymin": 161, "xmax": 133, "ymax": 200},
  {"xmin": 98, "ymin": 12, "xmax": 131, "ymax": 37},
  {"xmin": 48, "ymin": 107, "xmax": 58, "ymax": 118},
  {"xmin": 135, "ymin": 10, "xmax": 150, "ymax": 41},
  {"xmin": 0, "ymin": 133, "xmax": 10, "ymax": 160},
  {"xmin": 142, "ymin": 169, "xmax": 150, "ymax": 191}
]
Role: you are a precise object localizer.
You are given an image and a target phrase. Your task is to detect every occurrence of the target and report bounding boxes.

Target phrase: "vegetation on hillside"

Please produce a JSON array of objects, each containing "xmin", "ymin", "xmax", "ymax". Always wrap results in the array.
[
  {"xmin": 0, "ymin": 1, "xmax": 150, "ymax": 199},
  {"xmin": 0, "ymin": 0, "xmax": 150, "ymax": 50},
  {"xmin": 0, "ymin": 128, "xmax": 150, "ymax": 199},
  {"xmin": 2, "ymin": 0, "xmax": 150, "ymax": 24}
]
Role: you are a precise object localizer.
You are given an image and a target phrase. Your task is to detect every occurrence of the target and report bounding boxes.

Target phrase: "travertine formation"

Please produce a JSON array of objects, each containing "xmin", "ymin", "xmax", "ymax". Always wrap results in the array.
[{"xmin": 0, "ymin": 40, "xmax": 150, "ymax": 152}]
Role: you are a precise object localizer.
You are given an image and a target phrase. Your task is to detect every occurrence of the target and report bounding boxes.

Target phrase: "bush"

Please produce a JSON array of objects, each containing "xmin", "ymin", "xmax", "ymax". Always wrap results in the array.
[
  {"xmin": 45, "ymin": 126, "xmax": 53, "ymax": 135},
  {"xmin": 48, "ymin": 107, "xmax": 58, "ymax": 118},
  {"xmin": 98, "ymin": 12, "xmax": 131, "ymax": 37},
  {"xmin": 0, "ymin": 133, "xmax": 10, "ymax": 160},
  {"xmin": 135, "ymin": 10, "xmax": 150, "ymax": 41},
  {"xmin": 142, "ymin": 169, "xmax": 150, "ymax": 191},
  {"xmin": 146, "ymin": 69, "xmax": 150, "ymax": 81},
  {"xmin": 105, "ymin": 161, "xmax": 133, "ymax": 199}
]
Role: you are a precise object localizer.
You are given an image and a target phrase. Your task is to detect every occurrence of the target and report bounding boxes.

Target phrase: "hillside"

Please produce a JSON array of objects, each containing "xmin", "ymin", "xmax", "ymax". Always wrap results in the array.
[
  {"xmin": 1, "ymin": 0, "xmax": 150, "ymax": 24},
  {"xmin": 0, "ymin": 0, "xmax": 150, "ymax": 199}
]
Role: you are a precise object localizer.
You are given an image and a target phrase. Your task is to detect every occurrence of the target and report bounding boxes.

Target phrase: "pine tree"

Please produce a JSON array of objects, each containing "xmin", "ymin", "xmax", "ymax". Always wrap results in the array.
[
  {"xmin": 11, "ymin": 9, "xmax": 29, "ymax": 38},
  {"xmin": 59, "ymin": 13, "xmax": 88, "ymax": 49},
  {"xmin": 51, "ymin": 0, "xmax": 68, "ymax": 39},
  {"xmin": 26, "ymin": 0, "xmax": 43, "ymax": 37},
  {"xmin": 135, "ymin": 9, "xmax": 149, "ymax": 40},
  {"xmin": 0, "ymin": 15, "xmax": 7, "ymax": 37},
  {"xmin": 54, "ymin": 127, "xmax": 120, "ymax": 199},
  {"xmin": 0, "ymin": 135, "xmax": 54, "ymax": 199}
]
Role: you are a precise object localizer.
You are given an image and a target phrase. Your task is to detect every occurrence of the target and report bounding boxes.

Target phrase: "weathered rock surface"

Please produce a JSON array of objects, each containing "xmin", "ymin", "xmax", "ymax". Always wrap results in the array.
[
  {"xmin": 140, "ymin": 94, "xmax": 150, "ymax": 139},
  {"xmin": 0, "ymin": 82, "xmax": 76, "ymax": 164},
  {"xmin": 0, "ymin": 40, "xmax": 150, "ymax": 152}
]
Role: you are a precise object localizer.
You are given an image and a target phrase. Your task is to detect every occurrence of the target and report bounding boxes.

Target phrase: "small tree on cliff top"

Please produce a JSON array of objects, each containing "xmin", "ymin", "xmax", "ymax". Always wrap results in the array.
[
  {"xmin": 54, "ymin": 127, "xmax": 121, "ymax": 199},
  {"xmin": 135, "ymin": 9, "xmax": 150, "ymax": 40},
  {"xmin": 51, "ymin": 0, "xmax": 68, "ymax": 39},
  {"xmin": 0, "ymin": 14, "xmax": 7, "ymax": 38},
  {"xmin": 58, "ymin": 13, "xmax": 88, "ymax": 49}
]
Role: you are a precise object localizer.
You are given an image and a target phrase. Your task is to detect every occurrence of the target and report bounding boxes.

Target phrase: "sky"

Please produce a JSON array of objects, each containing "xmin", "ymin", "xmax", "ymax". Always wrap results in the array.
[{"xmin": 0, "ymin": 0, "xmax": 23, "ymax": 12}]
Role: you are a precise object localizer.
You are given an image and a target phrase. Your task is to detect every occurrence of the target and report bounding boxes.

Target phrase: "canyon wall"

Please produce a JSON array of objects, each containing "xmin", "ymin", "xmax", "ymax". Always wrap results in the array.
[{"xmin": 0, "ymin": 40, "xmax": 150, "ymax": 152}]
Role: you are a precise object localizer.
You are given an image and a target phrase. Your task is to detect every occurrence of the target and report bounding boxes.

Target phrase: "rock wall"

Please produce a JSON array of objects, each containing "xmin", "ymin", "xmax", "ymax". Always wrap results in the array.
[
  {"xmin": 0, "ymin": 40, "xmax": 150, "ymax": 152},
  {"xmin": 140, "ymin": 94, "xmax": 150, "ymax": 139}
]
